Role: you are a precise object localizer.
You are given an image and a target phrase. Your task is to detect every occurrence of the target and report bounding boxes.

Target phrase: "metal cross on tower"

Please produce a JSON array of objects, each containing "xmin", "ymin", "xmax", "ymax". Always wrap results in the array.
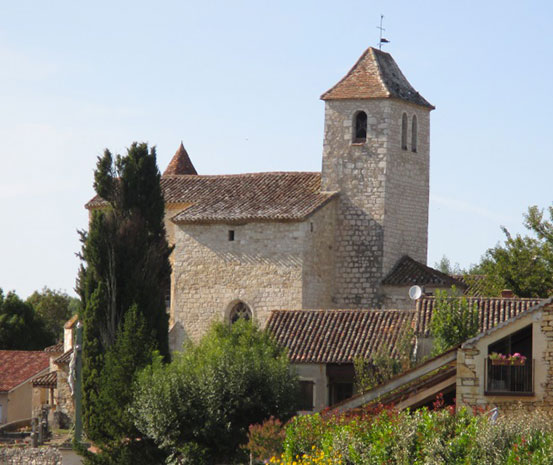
[{"xmin": 377, "ymin": 14, "xmax": 390, "ymax": 50}]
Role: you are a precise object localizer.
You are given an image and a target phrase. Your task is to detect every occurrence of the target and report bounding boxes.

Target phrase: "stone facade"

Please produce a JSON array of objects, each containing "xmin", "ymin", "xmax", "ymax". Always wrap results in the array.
[
  {"xmin": 150, "ymin": 47, "xmax": 435, "ymax": 349},
  {"xmin": 456, "ymin": 302, "xmax": 553, "ymax": 413},
  {"xmin": 168, "ymin": 200, "xmax": 337, "ymax": 346},
  {"xmin": 321, "ymin": 99, "xmax": 430, "ymax": 308}
]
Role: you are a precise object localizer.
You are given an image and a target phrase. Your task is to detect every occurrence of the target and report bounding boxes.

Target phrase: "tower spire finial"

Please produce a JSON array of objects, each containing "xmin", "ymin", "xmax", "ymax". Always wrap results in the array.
[{"xmin": 377, "ymin": 14, "xmax": 390, "ymax": 50}]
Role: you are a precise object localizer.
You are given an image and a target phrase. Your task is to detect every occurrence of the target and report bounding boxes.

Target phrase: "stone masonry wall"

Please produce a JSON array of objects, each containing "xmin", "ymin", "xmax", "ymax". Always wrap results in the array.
[
  {"xmin": 168, "ymin": 204, "xmax": 336, "ymax": 349},
  {"xmin": 321, "ymin": 99, "xmax": 430, "ymax": 307},
  {"xmin": 382, "ymin": 100, "xmax": 429, "ymax": 276},
  {"xmin": 456, "ymin": 303, "xmax": 553, "ymax": 413},
  {"xmin": 302, "ymin": 200, "xmax": 336, "ymax": 309}
]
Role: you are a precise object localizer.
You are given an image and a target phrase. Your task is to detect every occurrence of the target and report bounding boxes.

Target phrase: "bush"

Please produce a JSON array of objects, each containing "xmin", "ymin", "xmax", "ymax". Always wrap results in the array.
[
  {"xmin": 132, "ymin": 320, "xmax": 299, "ymax": 464},
  {"xmin": 267, "ymin": 404, "xmax": 553, "ymax": 465}
]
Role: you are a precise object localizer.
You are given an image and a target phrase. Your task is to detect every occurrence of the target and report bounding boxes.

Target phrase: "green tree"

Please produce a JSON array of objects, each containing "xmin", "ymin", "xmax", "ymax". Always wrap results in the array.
[
  {"xmin": 354, "ymin": 321, "xmax": 415, "ymax": 392},
  {"xmin": 26, "ymin": 287, "xmax": 79, "ymax": 341},
  {"xmin": 0, "ymin": 288, "xmax": 55, "ymax": 350},
  {"xmin": 470, "ymin": 226, "xmax": 553, "ymax": 298},
  {"xmin": 77, "ymin": 142, "xmax": 172, "ymax": 464},
  {"xmin": 430, "ymin": 287, "xmax": 479, "ymax": 355},
  {"xmin": 131, "ymin": 320, "xmax": 300, "ymax": 465}
]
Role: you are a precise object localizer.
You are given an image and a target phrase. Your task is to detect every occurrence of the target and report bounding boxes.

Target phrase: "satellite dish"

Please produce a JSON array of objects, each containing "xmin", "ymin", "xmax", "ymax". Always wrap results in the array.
[{"xmin": 408, "ymin": 285, "xmax": 423, "ymax": 300}]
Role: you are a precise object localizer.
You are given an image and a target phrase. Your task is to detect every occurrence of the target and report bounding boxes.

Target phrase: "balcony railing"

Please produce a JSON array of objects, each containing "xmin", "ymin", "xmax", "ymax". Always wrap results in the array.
[{"xmin": 485, "ymin": 358, "xmax": 534, "ymax": 395}]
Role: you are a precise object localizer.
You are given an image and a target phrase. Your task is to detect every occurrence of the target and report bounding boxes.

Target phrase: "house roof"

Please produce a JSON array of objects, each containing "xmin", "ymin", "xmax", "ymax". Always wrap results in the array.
[
  {"xmin": 266, "ymin": 309, "xmax": 415, "ymax": 364},
  {"xmin": 163, "ymin": 142, "xmax": 197, "ymax": 176},
  {"xmin": 86, "ymin": 172, "xmax": 337, "ymax": 224},
  {"xmin": 0, "ymin": 351, "xmax": 50, "ymax": 392},
  {"xmin": 382, "ymin": 255, "xmax": 464, "ymax": 288},
  {"xmin": 54, "ymin": 349, "xmax": 73, "ymax": 365},
  {"xmin": 44, "ymin": 342, "xmax": 64, "ymax": 353},
  {"xmin": 462, "ymin": 297, "xmax": 553, "ymax": 348},
  {"xmin": 415, "ymin": 296, "xmax": 544, "ymax": 337},
  {"xmin": 451, "ymin": 275, "xmax": 489, "ymax": 297},
  {"xmin": 320, "ymin": 47, "xmax": 434, "ymax": 109},
  {"xmin": 32, "ymin": 371, "xmax": 57, "ymax": 388}
]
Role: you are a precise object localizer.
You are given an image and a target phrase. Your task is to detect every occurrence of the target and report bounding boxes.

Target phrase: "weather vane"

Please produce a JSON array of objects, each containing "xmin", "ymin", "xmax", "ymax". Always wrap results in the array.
[{"xmin": 377, "ymin": 14, "xmax": 390, "ymax": 50}]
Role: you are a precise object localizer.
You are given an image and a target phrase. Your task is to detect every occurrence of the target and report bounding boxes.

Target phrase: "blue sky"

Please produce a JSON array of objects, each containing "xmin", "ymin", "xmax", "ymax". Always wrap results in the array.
[{"xmin": 0, "ymin": 1, "xmax": 552, "ymax": 297}]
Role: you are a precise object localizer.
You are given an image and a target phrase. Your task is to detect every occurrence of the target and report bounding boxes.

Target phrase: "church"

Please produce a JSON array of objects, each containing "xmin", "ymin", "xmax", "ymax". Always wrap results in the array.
[
  {"xmin": 87, "ymin": 45, "xmax": 478, "ymax": 410},
  {"xmin": 160, "ymin": 46, "xmax": 437, "ymax": 350}
]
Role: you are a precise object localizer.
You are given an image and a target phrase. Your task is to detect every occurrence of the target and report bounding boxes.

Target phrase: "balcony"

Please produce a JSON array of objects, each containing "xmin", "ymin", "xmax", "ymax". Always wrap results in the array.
[{"xmin": 485, "ymin": 358, "xmax": 534, "ymax": 396}]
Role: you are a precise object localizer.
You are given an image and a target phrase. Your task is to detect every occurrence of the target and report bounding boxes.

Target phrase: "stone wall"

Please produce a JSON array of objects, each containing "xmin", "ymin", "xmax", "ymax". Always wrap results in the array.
[
  {"xmin": 382, "ymin": 101, "xmax": 430, "ymax": 276},
  {"xmin": 54, "ymin": 364, "xmax": 74, "ymax": 427},
  {"xmin": 0, "ymin": 447, "xmax": 61, "ymax": 465},
  {"xmin": 169, "ymin": 204, "xmax": 335, "ymax": 348},
  {"xmin": 456, "ymin": 303, "xmax": 553, "ymax": 413},
  {"xmin": 321, "ymin": 99, "xmax": 430, "ymax": 308}
]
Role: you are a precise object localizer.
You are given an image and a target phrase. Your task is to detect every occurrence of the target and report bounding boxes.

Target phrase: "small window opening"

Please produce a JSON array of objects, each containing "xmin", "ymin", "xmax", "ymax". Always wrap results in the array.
[
  {"xmin": 411, "ymin": 115, "xmax": 418, "ymax": 152},
  {"xmin": 310, "ymin": 222, "xmax": 314, "ymax": 232},
  {"xmin": 299, "ymin": 380, "xmax": 315, "ymax": 411},
  {"xmin": 228, "ymin": 230, "xmax": 235, "ymax": 241},
  {"xmin": 230, "ymin": 301, "xmax": 252, "ymax": 324},
  {"xmin": 353, "ymin": 111, "xmax": 367, "ymax": 143},
  {"xmin": 401, "ymin": 113, "xmax": 408, "ymax": 150}
]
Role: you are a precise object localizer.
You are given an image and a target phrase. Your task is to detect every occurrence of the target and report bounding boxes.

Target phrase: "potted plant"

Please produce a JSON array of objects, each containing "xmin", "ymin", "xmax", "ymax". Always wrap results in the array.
[
  {"xmin": 509, "ymin": 353, "xmax": 527, "ymax": 366},
  {"xmin": 489, "ymin": 352, "xmax": 509, "ymax": 365}
]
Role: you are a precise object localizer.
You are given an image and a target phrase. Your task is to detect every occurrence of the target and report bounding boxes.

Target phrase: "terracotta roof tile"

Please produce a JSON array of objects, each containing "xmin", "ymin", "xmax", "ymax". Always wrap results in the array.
[
  {"xmin": 87, "ymin": 172, "xmax": 337, "ymax": 224},
  {"xmin": 0, "ymin": 351, "xmax": 50, "ymax": 392},
  {"xmin": 54, "ymin": 349, "xmax": 73, "ymax": 365},
  {"xmin": 163, "ymin": 142, "xmax": 197, "ymax": 176},
  {"xmin": 267, "ymin": 309, "xmax": 415, "ymax": 364},
  {"xmin": 44, "ymin": 342, "xmax": 64, "ymax": 353},
  {"xmin": 321, "ymin": 47, "xmax": 434, "ymax": 109},
  {"xmin": 415, "ymin": 296, "xmax": 543, "ymax": 337},
  {"xmin": 382, "ymin": 256, "xmax": 464, "ymax": 288},
  {"xmin": 64, "ymin": 315, "xmax": 78, "ymax": 329},
  {"xmin": 32, "ymin": 371, "xmax": 57, "ymax": 388},
  {"xmin": 452, "ymin": 275, "xmax": 488, "ymax": 297}
]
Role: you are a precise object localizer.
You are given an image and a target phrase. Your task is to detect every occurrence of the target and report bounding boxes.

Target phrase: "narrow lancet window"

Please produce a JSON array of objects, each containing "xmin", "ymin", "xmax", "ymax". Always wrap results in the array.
[
  {"xmin": 411, "ymin": 115, "xmax": 418, "ymax": 152},
  {"xmin": 401, "ymin": 113, "xmax": 408, "ymax": 150},
  {"xmin": 353, "ymin": 111, "xmax": 367, "ymax": 143},
  {"xmin": 230, "ymin": 301, "xmax": 252, "ymax": 324}
]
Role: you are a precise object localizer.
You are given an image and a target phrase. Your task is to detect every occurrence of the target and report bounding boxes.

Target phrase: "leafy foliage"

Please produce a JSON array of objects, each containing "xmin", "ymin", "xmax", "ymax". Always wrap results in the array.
[
  {"xmin": 131, "ymin": 320, "xmax": 300, "ymax": 465},
  {"xmin": 77, "ymin": 142, "xmax": 172, "ymax": 464},
  {"xmin": 266, "ymin": 405, "xmax": 553, "ymax": 465},
  {"xmin": 246, "ymin": 417, "xmax": 286, "ymax": 463},
  {"xmin": 354, "ymin": 321, "xmax": 415, "ymax": 392},
  {"xmin": 0, "ymin": 288, "xmax": 54, "ymax": 350},
  {"xmin": 26, "ymin": 287, "xmax": 79, "ymax": 341},
  {"xmin": 430, "ymin": 287, "xmax": 479, "ymax": 355}
]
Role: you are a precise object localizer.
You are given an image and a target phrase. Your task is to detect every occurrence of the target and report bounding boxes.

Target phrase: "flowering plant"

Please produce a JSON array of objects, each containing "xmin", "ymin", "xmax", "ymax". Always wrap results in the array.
[{"xmin": 489, "ymin": 352, "xmax": 527, "ymax": 364}]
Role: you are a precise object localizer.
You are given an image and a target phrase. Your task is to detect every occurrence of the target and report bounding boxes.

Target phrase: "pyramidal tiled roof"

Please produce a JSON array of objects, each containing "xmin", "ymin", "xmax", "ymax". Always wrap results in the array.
[
  {"xmin": 382, "ymin": 255, "xmax": 464, "ymax": 288},
  {"xmin": 163, "ymin": 142, "xmax": 197, "ymax": 176},
  {"xmin": 321, "ymin": 47, "xmax": 434, "ymax": 109}
]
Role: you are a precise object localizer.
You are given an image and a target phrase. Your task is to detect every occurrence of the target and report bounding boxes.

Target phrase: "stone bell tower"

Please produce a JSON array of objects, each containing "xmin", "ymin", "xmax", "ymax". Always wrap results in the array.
[{"xmin": 320, "ymin": 47, "xmax": 434, "ymax": 307}]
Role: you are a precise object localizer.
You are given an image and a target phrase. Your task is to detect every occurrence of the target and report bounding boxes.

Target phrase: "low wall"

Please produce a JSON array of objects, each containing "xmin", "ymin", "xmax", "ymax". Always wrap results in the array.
[{"xmin": 0, "ymin": 447, "xmax": 62, "ymax": 465}]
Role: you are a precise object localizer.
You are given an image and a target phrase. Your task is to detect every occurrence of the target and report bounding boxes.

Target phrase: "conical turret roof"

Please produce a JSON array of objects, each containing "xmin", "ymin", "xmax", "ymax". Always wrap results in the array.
[
  {"xmin": 163, "ymin": 142, "xmax": 198, "ymax": 176},
  {"xmin": 321, "ymin": 47, "xmax": 434, "ymax": 109}
]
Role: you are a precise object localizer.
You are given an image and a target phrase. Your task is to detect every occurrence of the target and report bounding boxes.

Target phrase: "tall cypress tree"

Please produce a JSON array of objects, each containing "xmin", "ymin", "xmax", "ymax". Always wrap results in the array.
[{"xmin": 77, "ymin": 142, "xmax": 172, "ymax": 464}]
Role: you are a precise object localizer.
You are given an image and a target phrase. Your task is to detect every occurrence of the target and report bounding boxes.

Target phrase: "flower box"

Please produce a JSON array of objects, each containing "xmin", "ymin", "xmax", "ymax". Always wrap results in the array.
[{"xmin": 490, "ymin": 358, "xmax": 526, "ymax": 366}]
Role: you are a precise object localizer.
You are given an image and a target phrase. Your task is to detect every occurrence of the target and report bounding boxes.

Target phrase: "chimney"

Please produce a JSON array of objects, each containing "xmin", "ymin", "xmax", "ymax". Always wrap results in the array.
[{"xmin": 501, "ymin": 289, "xmax": 515, "ymax": 298}]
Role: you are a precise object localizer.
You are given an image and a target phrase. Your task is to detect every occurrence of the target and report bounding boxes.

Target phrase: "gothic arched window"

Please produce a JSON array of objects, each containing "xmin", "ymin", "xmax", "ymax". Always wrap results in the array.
[
  {"xmin": 411, "ymin": 115, "xmax": 418, "ymax": 152},
  {"xmin": 401, "ymin": 113, "xmax": 408, "ymax": 150},
  {"xmin": 353, "ymin": 111, "xmax": 367, "ymax": 143},
  {"xmin": 229, "ymin": 301, "xmax": 252, "ymax": 324}
]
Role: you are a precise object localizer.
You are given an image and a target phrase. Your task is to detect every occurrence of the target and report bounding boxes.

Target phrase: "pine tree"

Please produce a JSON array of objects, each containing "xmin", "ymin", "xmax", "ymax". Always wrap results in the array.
[{"xmin": 77, "ymin": 142, "xmax": 172, "ymax": 463}]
